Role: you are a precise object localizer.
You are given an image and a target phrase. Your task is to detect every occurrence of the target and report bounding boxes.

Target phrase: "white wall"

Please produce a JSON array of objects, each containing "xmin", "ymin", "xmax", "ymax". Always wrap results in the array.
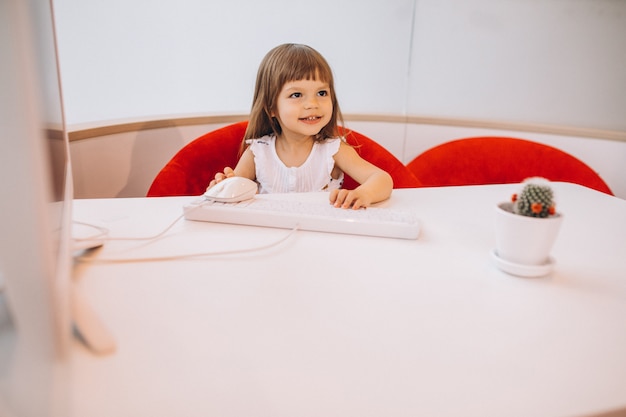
[
  {"xmin": 54, "ymin": 0, "xmax": 626, "ymax": 132},
  {"xmin": 408, "ymin": 1, "xmax": 626, "ymax": 131},
  {"xmin": 53, "ymin": 0, "xmax": 414, "ymax": 124}
]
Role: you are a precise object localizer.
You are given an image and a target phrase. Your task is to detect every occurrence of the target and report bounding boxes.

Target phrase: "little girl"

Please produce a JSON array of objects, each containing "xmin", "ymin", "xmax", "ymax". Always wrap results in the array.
[{"xmin": 209, "ymin": 43, "xmax": 393, "ymax": 209}]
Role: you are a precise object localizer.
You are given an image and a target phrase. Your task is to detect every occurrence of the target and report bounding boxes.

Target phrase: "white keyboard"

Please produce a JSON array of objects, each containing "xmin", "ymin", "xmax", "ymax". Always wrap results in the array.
[{"xmin": 183, "ymin": 196, "xmax": 421, "ymax": 240}]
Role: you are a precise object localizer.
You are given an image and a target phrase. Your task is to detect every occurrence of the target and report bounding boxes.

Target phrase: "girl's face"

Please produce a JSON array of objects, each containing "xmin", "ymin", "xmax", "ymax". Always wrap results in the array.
[{"xmin": 273, "ymin": 78, "xmax": 333, "ymax": 141}]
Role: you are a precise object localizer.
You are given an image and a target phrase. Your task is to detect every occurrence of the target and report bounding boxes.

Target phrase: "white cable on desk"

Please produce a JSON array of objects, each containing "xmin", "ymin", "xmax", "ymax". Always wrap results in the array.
[
  {"xmin": 74, "ymin": 224, "xmax": 299, "ymax": 264},
  {"xmin": 74, "ymin": 198, "xmax": 235, "ymax": 245},
  {"xmin": 73, "ymin": 214, "xmax": 186, "ymax": 244},
  {"xmin": 74, "ymin": 200, "xmax": 300, "ymax": 263},
  {"xmin": 73, "ymin": 198, "xmax": 208, "ymax": 249}
]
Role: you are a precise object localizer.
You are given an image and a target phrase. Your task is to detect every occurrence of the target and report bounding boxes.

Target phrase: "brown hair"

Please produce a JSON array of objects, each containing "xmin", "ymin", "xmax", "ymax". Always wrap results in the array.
[{"xmin": 243, "ymin": 43, "xmax": 344, "ymax": 145}]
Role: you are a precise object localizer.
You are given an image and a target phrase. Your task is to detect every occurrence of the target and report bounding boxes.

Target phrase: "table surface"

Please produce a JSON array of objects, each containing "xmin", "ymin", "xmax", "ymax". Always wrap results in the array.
[{"xmin": 70, "ymin": 183, "xmax": 626, "ymax": 417}]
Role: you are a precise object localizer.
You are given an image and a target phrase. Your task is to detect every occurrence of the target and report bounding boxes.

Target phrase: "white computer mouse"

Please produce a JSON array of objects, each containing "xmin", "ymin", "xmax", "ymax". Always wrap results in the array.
[{"xmin": 204, "ymin": 176, "xmax": 258, "ymax": 203}]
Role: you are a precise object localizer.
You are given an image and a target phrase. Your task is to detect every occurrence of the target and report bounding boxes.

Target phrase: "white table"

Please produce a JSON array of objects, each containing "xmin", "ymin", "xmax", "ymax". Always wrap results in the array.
[{"xmin": 70, "ymin": 183, "xmax": 626, "ymax": 417}]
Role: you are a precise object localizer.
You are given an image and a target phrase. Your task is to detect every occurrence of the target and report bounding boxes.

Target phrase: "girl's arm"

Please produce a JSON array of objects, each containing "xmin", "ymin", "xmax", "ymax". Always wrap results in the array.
[
  {"xmin": 207, "ymin": 148, "xmax": 256, "ymax": 189},
  {"xmin": 330, "ymin": 142, "xmax": 393, "ymax": 209}
]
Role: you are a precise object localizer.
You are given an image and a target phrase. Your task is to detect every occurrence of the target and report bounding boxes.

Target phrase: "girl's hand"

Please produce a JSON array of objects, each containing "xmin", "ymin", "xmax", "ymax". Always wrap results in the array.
[
  {"xmin": 329, "ymin": 188, "xmax": 373, "ymax": 210},
  {"xmin": 207, "ymin": 167, "xmax": 235, "ymax": 190},
  {"xmin": 331, "ymin": 142, "xmax": 393, "ymax": 208}
]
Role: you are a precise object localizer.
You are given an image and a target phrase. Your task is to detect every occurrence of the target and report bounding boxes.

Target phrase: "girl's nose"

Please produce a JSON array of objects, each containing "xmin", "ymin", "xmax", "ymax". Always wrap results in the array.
[{"xmin": 304, "ymin": 96, "xmax": 318, "ymax": 109}]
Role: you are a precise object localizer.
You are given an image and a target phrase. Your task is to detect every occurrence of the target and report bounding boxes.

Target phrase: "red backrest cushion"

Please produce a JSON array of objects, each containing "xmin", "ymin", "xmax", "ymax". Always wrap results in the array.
[
  {"xmin": 341, "ymin": 129, "xmax": 422, "ymax": 189},
  {"xmin": 147, "ymin": 121, "xmax": 247, "ymax": 197},
  {"xmin": 406, "ymin": 137, "xmax": 612, "ymax": 195}
]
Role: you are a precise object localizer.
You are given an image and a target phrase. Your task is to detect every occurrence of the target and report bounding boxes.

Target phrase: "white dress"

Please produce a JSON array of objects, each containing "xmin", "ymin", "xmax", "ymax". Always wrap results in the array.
[{"xmin": 247, "ymin": 135, "xmax": 344, "ymax": 194}]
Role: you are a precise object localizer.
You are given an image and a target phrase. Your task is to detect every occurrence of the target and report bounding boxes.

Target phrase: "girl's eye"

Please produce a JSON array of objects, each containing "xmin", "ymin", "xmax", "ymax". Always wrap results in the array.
[
  {"xmin": 289, "ymin": 92, "xmax": 302, "ymax": 98},
  {"xmin": 318, "ymin": 90, "xmax": 328, "ymax": 97}
]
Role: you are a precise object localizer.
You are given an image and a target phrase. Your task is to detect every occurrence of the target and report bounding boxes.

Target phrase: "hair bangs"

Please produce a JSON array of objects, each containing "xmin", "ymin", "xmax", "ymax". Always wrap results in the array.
[{"xmin": 283, "ymin": 52, "xmax": 332, "ymax": 85}]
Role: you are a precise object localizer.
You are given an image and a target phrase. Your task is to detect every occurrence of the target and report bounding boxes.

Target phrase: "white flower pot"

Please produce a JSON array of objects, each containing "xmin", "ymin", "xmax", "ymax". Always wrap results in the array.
[{"xmin": 494, "ymin": 202, "xmax": 563, "ymax": 268}]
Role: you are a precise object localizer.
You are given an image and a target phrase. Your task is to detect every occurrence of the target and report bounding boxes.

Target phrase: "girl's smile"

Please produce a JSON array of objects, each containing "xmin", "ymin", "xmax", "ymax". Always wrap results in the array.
[{"xmin": 299, "ymin": 115, "xmax": 324, "ymax": 124}]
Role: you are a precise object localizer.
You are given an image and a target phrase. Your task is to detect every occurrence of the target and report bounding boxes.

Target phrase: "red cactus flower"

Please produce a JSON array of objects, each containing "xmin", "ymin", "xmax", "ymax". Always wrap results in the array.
[
  {"xmin": 548, "ymin": 205, "xmax": 556, "ymax": 215},
  {"xmin": 511, "ymin": 193, "xmax": 518, "ymax": 202},
  {"xmin": 531, "ymin": 203, "xmax": 543, "ymax": 213}
]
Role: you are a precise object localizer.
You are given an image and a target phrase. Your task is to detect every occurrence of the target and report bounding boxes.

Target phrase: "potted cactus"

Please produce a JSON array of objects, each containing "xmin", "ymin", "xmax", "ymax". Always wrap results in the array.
[
  {"xmin": 511, "ymin": 181, "xmax": 556, "ymax": 218},
  {"xmin": 493, "ymin": 178, "xmax": 563, "ymax": 277}
]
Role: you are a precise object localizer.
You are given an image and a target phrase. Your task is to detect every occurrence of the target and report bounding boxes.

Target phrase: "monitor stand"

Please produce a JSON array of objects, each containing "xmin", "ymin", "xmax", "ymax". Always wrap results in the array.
[
  {"xmin": 71, "ymin": 286, "xmax": 116, "ymax": 355},
  {"xmin": 71, "ymin": 222, "xmax": 115, "ymax": 355}
]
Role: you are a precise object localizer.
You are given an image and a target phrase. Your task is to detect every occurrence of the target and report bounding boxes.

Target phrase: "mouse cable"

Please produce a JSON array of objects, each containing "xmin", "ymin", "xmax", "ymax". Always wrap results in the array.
[
  {"xmin": 73, "ymin": 196, "xmax": 229, "ymax": 244},
  {"xmin": 72, "ymin": 220, "xmax": 110, "ymax": 244},
  {"xmin": 73, "ymin": 212, "xmax": 186, "ymax": 245},
  {"xmin": 74, "ymin": 224, "xmax": 298, "ymax": 264}
]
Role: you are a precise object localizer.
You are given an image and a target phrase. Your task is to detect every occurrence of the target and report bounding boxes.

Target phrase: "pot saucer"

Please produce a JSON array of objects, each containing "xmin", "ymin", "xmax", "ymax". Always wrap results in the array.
[{"xmin": 491, "ymin": 249, "xmax": 555, "ymax": 277}]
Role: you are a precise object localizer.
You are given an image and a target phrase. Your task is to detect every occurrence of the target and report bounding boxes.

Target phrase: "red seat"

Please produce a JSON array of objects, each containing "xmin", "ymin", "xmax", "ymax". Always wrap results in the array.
[
  {"xmin": 339, "ymin": 128, "xmax": 421, "ymax": 190},
  {"xmin": 406, "ymin": 136, "xmax": 613, "ymax": 195},
  {"xmin": 147, "ymin": 121, "xmax": 247, "ymax": 197},
  {"xmin": 147, "ymin": 121, "xmax": 421, "ymax": 197}
]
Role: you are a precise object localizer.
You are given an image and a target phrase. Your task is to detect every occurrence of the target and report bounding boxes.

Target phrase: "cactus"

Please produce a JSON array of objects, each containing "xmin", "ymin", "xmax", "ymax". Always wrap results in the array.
[{"xmin": 511, "ymin": 179, "xmax": 556, "ymax": 218}]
